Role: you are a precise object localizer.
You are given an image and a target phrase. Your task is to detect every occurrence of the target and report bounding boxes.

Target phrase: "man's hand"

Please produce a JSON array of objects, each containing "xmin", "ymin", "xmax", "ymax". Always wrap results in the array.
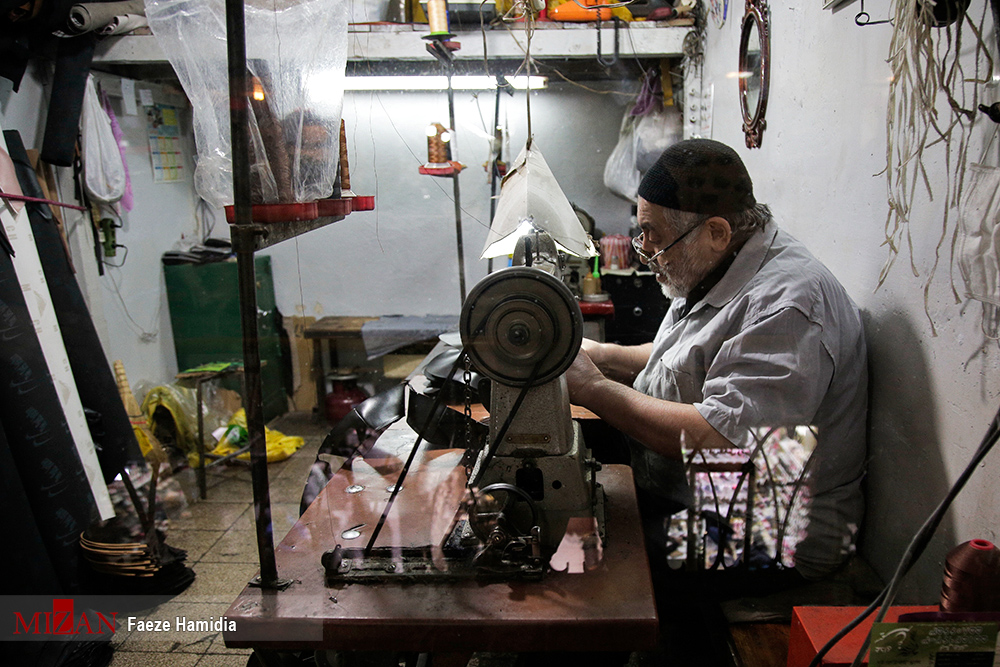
[
  {"xmin": 575, "ymin": 339, "xmax": 653, "ymax": 384},
  {"xmin": 565, "ymin": 343, "xmax": 733, "ymax": 460},
  {"xmin": 566, "ymin": 347, "xmax": 606, "ymax": 407}
]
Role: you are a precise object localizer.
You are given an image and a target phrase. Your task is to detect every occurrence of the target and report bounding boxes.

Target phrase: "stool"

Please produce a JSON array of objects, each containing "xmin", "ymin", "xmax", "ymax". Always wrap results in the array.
[{"xmin": 175, "ymin": 362, "xmax": 247, "ymax": 499}]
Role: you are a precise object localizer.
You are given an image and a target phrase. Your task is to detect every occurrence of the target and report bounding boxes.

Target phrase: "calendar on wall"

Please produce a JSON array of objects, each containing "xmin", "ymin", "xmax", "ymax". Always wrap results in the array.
[{"xmin": 146, "ymin": 104, "xmax": 185, "ymax": 183}]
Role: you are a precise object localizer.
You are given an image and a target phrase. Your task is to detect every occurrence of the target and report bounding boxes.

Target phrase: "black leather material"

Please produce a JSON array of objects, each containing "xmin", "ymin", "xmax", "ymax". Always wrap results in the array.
[
  {"xmin": 422, "ymin": 345, "xmax": 490, "ymax": 406},
  {"xmin": 41, "ymin": 33, "xmax": 97, "ymax": 167},
  {"xmin": 300, "ymin": 384, "xmax": 407, "ymax": 515},
  {"xmin": 6, "ymin": 129, "xmax": 142, "ymax": 481},
  {"xmin": 355, "ymin": 382, "xmax": 406, "ymax": 432},
  {"xmin": 405, "ymin": 388, "xmax": 488, "ymax": 450}
]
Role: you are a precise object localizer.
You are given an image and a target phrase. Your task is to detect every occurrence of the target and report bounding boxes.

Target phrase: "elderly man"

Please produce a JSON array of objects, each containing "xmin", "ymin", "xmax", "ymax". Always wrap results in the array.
[{"xmin": 567, "ymin": 139, "xmax": 868, "ymax": 581}]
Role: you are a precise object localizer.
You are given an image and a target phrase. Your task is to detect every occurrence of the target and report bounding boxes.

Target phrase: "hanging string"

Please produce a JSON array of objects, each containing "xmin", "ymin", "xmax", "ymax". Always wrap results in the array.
[
  {"xmin": 877, "ymin": 0, "xmax": 993, "ymax": 337},
  {"xmin": 525, "ymin": 6, "xmax": 533, "ymax": 143}
]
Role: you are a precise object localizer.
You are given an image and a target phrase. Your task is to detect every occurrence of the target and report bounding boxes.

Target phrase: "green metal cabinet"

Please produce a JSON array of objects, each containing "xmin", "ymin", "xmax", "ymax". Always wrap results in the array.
[{"xmin": 164, "ymin": 256, "xmax": 287, "ymax": 421}]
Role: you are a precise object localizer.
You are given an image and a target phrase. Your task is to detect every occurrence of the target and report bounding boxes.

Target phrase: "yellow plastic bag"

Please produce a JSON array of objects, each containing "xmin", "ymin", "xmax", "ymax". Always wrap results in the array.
[
  {"xmin": 197, "ymin": 409, "xmax": 305, "ymax": 466},
  {"xmin": 142, "ymin": 384, "xmax": 200, "ymax": 453}
]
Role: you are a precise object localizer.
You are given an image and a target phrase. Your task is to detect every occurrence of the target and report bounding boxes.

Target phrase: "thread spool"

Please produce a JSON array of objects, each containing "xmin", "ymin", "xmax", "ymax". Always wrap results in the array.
[
  {"xmin": 339, "ymin": 119, "xmax": 351, "ymax": 193},
  {"xmin": 426, "ymin": 123, "xmax": 450, "ymax": 165},
  {"xmin": 939, "ymin": 539, "xmax": 1000, "ymax": 612},
  {"xmin": 426, "ymin": 0, "xmax": 449, "ymax": 35}
]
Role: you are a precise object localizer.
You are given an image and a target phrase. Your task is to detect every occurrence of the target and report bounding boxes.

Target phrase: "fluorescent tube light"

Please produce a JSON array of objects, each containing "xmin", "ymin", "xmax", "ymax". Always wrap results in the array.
[{"xmin": 343, "ymin": 75, "xmax": 548, "ymax": 91}]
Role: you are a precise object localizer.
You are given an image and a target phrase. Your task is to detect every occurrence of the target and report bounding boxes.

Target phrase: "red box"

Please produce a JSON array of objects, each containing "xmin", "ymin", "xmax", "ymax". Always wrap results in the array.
[{"xmin": 787, "ymin": 605, "xmax": 938, "ymax": 666}]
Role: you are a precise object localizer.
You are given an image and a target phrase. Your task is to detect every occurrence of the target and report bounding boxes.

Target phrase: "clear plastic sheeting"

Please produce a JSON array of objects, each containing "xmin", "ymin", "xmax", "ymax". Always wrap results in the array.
[{"xmin": 146, "ymin": 0, "xmax": 349, "ymax": 208}]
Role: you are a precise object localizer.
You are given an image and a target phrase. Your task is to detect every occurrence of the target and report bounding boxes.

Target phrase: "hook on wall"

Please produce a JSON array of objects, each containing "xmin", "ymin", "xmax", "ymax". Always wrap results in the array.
[
  {"xmin": 596, "ymin": 15, "xmax": 620, "ymax": 67},
  {"xmin": 855, "ymin": 0, "xmax": 892, "ymax": 26}
]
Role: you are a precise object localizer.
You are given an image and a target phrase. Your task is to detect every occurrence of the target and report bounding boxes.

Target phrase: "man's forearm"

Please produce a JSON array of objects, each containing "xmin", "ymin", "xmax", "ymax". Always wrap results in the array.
[
  {"xmin": 586, "ymin": 342, "xmax": 653, "ymax": 384},
  {"xmin": 574, "ymin": 377, "xmax": 733, "ymax": 459}
]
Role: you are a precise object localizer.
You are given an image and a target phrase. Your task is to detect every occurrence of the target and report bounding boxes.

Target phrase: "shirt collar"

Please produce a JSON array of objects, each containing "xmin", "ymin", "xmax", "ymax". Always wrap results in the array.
[
  {"xmin": 676, "ymin": 249, "xmax": 738, "ymax": 319},
  {"xmin": 685, "ymin": 219, "xmax": 779, "ymax": 316}
]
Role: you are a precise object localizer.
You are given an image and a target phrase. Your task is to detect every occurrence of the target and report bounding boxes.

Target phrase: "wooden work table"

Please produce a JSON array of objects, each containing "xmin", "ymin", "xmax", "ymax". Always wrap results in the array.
[
  {"xmin": 222, "ymin": 423, "xmax": 658, "ymax": 659},
  {"xmin": 304, "ymin": 316, "xmax": 379, "ymax": 418}
]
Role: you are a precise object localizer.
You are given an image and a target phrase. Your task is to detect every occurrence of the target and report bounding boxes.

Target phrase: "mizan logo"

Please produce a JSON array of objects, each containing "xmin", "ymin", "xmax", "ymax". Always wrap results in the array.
[{"xmin": 13, "ymin": 599, "xmax": 116, "ymax": 636}]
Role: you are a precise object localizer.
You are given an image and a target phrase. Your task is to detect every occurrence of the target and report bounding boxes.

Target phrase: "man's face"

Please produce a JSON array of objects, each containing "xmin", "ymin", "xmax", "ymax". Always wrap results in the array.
[{"xmin": 636, "ymin": 198, "xmax": 716, "ymax": 299}]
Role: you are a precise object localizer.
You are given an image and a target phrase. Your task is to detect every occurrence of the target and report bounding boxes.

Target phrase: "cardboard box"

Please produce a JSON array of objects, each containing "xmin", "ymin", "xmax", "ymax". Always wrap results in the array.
[
  {"xmin": 283, "ymin": 315, "xmax": 317, "ymax": 412},
  {"xmin": 787, "ymin": 606, "xmax": 938, "ymax": 666}
]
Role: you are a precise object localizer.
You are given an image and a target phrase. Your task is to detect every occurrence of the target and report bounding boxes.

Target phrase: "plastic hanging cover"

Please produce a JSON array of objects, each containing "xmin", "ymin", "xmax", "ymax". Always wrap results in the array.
[
  {"xmin": 81, "ymin": 75, "xmax": 126, "ymax": 204},
  {"xmin": 146, "ymin": 0, "xmax": 349, "ymax": 208}
]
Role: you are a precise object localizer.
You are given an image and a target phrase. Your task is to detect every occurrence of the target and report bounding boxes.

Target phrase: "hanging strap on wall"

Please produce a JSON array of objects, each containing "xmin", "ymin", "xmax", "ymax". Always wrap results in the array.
[{"xmin": 0, "ymin": 191, "xmax": 86, "ymax": 211}]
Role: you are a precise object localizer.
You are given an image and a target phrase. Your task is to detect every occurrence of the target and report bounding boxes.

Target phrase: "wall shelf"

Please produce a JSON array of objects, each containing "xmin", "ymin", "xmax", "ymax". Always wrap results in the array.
[{"xmin": 92, "ymin": 22, "xmax": 694, "ymax": 67}]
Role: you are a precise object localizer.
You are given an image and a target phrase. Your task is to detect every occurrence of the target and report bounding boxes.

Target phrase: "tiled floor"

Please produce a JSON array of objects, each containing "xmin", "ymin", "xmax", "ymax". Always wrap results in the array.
[{"xmin": 109, "ymin": 412, "xmax": 328, "ymax": 667}]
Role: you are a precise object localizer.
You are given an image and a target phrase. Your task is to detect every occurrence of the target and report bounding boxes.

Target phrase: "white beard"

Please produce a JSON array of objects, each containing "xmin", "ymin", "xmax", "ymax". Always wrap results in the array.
[{"xmin": 651, "ymin": 245, "xmax": 714, "ymax": 300}]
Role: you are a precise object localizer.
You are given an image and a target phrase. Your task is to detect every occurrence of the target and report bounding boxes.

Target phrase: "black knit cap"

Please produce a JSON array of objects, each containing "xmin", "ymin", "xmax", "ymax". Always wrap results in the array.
[{"xmin": 638, "ymin": 139, "xmax": 756, "ymax": 215}]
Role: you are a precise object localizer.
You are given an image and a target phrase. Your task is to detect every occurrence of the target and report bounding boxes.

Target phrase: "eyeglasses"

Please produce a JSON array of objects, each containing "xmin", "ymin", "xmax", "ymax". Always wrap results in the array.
[{"xmin": 632, "ymin": 218, "xmax": 709, "ymax": 265}]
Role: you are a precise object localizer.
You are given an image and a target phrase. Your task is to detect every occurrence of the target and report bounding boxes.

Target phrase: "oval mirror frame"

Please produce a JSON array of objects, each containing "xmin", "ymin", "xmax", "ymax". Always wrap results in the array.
[{"xmin": 739, "ymin": 0, "xmax": 769, "ymax": 149}]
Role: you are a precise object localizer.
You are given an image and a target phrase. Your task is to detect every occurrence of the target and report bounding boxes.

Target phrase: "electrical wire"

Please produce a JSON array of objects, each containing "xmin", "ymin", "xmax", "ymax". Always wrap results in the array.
[
  {"xmin": 878, "ymin": 0, "xmax": 993, "ymax": 336},
  {"xmin": 807, "ymin": 405, "xmax": 1000, "ymax": 667},
  {"xmin": 195, "ymin": 198, "xmax": 216, "ymax": 242},
  {"xmin": 102, "ymin": 244, "xmax": 129, "ymax": 268},
  {"xmin": 102, "ymin": 264, "xmax": 160, "ymax": 343}
]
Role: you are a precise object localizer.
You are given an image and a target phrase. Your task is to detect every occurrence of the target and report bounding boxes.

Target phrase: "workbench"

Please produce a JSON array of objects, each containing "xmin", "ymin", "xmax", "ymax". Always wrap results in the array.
[
  {"xmin": 304, "ymin": 316, "xmax": 456, "ymax": 420},
  {"xmin": 222, "ymin": 419, "xmax": 659, "ymax": 662},
  {"xmin": 303, "ymin": 316, "xmax": 379, "ymax": 418}
]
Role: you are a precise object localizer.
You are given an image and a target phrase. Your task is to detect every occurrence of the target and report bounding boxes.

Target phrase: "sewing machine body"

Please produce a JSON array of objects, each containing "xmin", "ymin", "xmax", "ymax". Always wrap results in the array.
[{"xmin": 324, "ymin": 234, "xmax": 603, "ymax": 581}]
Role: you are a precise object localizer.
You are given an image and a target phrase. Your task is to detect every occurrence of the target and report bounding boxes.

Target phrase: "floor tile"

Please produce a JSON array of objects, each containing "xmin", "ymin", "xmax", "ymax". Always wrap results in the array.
[
  {"xmin": 201, "ymin": 478, "xmax": 256, "ymax": 504},
  {"xmin": 171, "ymin": 502, "xmax": 249, "ymax": 532},
  {"xmin": 207, "ymin": 634, "xmax": 254, "ymax": 654},
  {"xmin": 173, "ymin": 468, "xmax": 230, "ymax": 501},
  {"xmin": 274, "ymin": 452, "xmax": 320, "ymax": 481},
  {"xmin": 104, "ymin": 413, "xmax": 328, "ymax": 661},
  {"xmin": 110, "ymin": 651, "xmax": 201, "ymax": 666},
  {"xmin": 110, "ymin": 624, "xmax": 133, "ymax": 650},
  {"xmin": 230, "ymin": 503, "xmax": 302, "ymax": 539},
  {"xmin": 180, "ymin": 561, "xmax": 260, "ymax": 603},
  {"xmin": 222, "ymin": 467, "xmax": 256, "ymax": 483},
  {"xmin": 265, "ymin": 474, "xmax": 308, "ymax": 502},
  {"xmin": 196, "ymin": 653, "xmax": 254, "ymax": 667},
  {"xmin": 200, "ymin": 530, "xmax": 258, "ymax": 564},
  {"xmin": 169, "ymin": 529, "xmax": 226, "ymax": 562}
]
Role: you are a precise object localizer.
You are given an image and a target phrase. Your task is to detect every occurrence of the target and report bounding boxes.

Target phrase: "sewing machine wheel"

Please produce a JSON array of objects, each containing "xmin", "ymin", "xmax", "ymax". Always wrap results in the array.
[
  {"xmin": 468, "ymin": 483, "xmax": 539, "ymax": 541},
  {"xmin": 460, "ymin": 267, "xmax": 583, "ymax": 387}
]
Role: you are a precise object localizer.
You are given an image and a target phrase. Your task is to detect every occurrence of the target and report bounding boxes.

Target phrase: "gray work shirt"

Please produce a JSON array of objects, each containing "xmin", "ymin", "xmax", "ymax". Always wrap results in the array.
[{"xmin": 633, "ymin": 220, "xmax": 868, "ymax": 579}]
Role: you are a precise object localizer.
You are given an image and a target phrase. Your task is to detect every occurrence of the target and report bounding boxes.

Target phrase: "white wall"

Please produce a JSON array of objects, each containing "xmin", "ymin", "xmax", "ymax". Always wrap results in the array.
[
  {"xmin": 0, "ymin": 61, "xmax": 48, "ymax": 148},
  {"xmin": 2, "ymin": 69, "xmax": 635, "ymax": 382},
  {"xmin": 260, "ymin": 84, "xmax": 633, "ymax": 318},
  {"xmin": 701, "ymin": 2, "xmax": 1000, "ymax": 600}
]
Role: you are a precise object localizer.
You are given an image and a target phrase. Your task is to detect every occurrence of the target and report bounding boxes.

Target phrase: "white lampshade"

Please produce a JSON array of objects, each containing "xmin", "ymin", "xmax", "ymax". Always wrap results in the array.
[{"xmin": 481, "ymin": 141, "xmax": 598, "ymax": 260}]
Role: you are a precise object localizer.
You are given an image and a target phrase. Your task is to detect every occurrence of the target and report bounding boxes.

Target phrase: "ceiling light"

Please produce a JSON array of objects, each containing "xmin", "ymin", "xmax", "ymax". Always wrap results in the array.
[{"xmin": 343, "ymin": 75, "xmax": 548, "ymax": 91}]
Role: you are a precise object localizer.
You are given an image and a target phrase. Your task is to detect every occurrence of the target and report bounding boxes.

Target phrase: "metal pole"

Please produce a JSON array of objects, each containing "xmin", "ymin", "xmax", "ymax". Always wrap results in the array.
[
  {"xmin": 225, "ymin": 0, "xmax": 282, "ymax": 588},
  {"xmin": 196, "ymin": 378, "xmax": 207, "ymax": 500},
  {"xmin": 487, "ymin": 77, "xmax": 503, "ymax": 275},
  {"xmin": 446, "ymin": 73, "xmax": 467, "ymax": 304}
]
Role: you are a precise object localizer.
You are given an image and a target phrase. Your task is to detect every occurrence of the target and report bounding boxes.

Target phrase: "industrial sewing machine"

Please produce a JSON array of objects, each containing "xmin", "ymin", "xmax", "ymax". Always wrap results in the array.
[{"xmin": 321, "ymin": 231, "xmax": 605, "ymax": 582}]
